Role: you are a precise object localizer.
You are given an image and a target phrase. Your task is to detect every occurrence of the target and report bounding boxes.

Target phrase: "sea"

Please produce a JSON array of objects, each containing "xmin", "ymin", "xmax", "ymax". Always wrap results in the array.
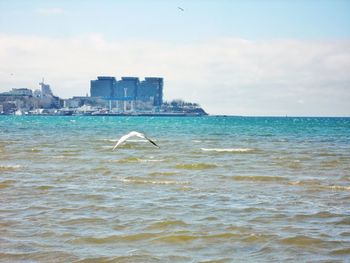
[{"xmin": 0, "ymin": 116, "xmax": 349, "ymax": 262}]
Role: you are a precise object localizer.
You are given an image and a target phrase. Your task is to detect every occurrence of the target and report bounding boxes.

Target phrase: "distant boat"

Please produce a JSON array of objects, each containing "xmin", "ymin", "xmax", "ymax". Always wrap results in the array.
[{"xmin": 15, "ymin": 109, "xmax": 23, "ymax": 116}]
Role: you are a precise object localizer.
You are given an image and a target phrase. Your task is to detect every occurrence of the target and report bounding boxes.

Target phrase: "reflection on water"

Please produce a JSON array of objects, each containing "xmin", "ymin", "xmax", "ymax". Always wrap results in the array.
[{"xmin": 0, "ymin": 116, "xmax": 350, "ymax": 262}]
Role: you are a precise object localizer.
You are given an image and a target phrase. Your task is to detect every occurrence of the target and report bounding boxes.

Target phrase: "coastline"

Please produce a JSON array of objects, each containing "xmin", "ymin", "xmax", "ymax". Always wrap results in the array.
[{"xmin": 0, "ymin": 112, "xmax": 208, "ymax": 117}]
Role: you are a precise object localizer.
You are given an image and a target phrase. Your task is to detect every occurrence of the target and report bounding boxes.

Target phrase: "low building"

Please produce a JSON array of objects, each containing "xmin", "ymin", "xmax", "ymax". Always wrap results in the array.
[
  {"xmin": 63, "ymin": 96, "xmax": 108, "ymax": 109},
  {"xmin": 10, "ymin": 88, "xmax": 33, "ymax": 96}
]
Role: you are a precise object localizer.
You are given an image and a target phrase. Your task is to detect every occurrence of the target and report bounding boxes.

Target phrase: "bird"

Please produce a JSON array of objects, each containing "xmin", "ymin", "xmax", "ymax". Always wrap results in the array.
[
  {"xmin": 112, "ymin": 131, "xmax": 159, "ymax": 151},
  {"xmin": 178, "ymin": 7, "xmax": 184, "ymax": 11}
]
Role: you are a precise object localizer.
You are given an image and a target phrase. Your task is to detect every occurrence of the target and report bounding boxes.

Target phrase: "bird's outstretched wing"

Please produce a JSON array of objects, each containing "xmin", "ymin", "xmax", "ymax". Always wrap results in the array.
[
  {"xmin": 112, "ymin": 132, "xmax": 135, "ymax": 151},
  {"xmin": 112, "ymin": 131, "xmax": 159, "ymax": 151},
  {"xmin": 144, "ymin": 136, "xmax": 160, "ymax": 148}
]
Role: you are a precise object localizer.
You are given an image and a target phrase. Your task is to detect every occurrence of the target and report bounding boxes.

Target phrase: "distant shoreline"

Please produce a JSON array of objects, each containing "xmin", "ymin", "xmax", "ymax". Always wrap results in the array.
[{"xmin": 1, "ymin": 113, "xmax": 349, "ymax": 118}]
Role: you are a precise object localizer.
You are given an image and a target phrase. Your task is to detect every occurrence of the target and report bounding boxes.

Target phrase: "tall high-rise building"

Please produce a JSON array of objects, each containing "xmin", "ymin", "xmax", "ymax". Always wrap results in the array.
[
  {"xmin": 90, "ymin": 76, "xmax": 163, "ymax": 112},
  {"xmin": 138, "ymin": 77, "xmax": 163, "ymax": 106},
  {"xmin": 90, "ymin": 76, "xmax": 117, "ymax": 97},
  {"xmin": 115, "ymin": 77, "xmax": 139, "ymax": 99}
]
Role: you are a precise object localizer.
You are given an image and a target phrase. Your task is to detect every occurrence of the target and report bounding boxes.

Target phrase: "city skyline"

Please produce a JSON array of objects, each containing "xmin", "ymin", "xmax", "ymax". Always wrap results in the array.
[{"xmin": 0, "ymin": 0, "xmax": 349, "ymax": 116}]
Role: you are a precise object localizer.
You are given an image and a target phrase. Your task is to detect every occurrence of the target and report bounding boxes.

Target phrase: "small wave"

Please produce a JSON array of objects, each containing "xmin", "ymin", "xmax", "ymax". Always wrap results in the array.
[
  {"xmin": 241, "ymin": 207, "xmax": 265, "ymax": 213},
  {"xmin": 139, "ymin": 159, "xmax": 164, "ymax": 163},
  {"xmin": 294, "ymin": 211, "xmax": 343, "ymax": 220},
  {"xmin": 279, "ymin": 235, "xmax": 337, "ymax": 248},
  {"xmin": 325, "ymin": 185, "xmax": 350, "ymax": 191},
  {"xmin": 84, "ymin": 194, "xmax": 106, "ymax": 201},
  {"xmin": 288, "ymin": 180, "xmax": 319, "ymax": 186},
  {"xmin": 330, "ymin": 248, "xmax": 350, "ymax": 255},
  {"xmin": 318, "ymin": 152, "xmax": 337, "ymax": 157},
  {"xmin": 53, "ymin": 155, "xmax": 68, "ymax": 159},
  {"xmin": 201, "ymin": 148, "xmax": 255, "ymax": 153},
  {"xmin": 290, "ymin": 181, "xmax": 350, "ymax": 191},
  {"xmin": 175, "ymin": 185, "xmax": 194, "ymax": 191},
  {"xmin": 149, "ymin": 171, "xmax": 177, "ymax": 176},
  {"xmin": 53, "ymin": 155, "xmax": 80, "ymax": 160},
  {"xmin": 61, "ymin": 217, "xmax": 108, "ymax": 226},
  {"xmin": 321, "ymin": 160, "xmax": 341, "ymax": 168},
  {"xmin": 72, "ymin": 233, "xmax": 157, "ymax": 244},
  {"xmin": 91, "ymin": 167, "xmax": 111, "ymax": 175},
  {"xmin": 116, "ymin": 157, "xmax": 164, "ymax": 164},
  {"xmin": 74, "ymin": 254, "xmax": 167, "ymax": 263},
  {"xmin": 200, "ymin": 216, "xmax": 219, "ymax": 221},
  {"xmin": 0, "ymin": 140, "xmax": 17, "ymax": 146},
  {"xmin": 60, "ymin": 152, "xmax": 79, "ymax": 157},
  {"xmin": 36, "ymin": 185, "xmax": 55, "ymax": 191},
  {"xmin": 231, "ymin": 175, "xmax": 288, "ymax": 182},
  {"xmin": 336, "ymin": 218, "xmax": 350, "ymax": 225},
  {"xmin": 30, "ymin": 148, "xmax": 41, "ymax": 153},
  {"xmin": 0, "ymin": 179, "xmax": 16, "ymax": 189},
  {"xmin": 241, "ymin": 233, "xmax": 275, "ymax": 244},
  {"xmin": 154, "ymin": 232, "xmax": 239, "ymax": 244},
  {"xmin": 119, "ymin": 177, "xmax": 189, "ymax": 185},
  {"xmin": 154, "ymin": 234, "xmax": 198, "ymax": 243},
  {"xmin": 175, "ymin": 163, "xmax": 217, "ymax": 170},
  {"xmin": 114, "ymin": 157, "xmax": 141, "ymax": 164},
  {"xmin": 0, "ymin": 165, "xmax": 21, "ymax": 171},
  {"xmin": 0, "ymin": 252, "xmax": 78, "ymax": 262},
  {"xmin": 147, "ymin": 220, "xmax": 189, "ymax": 230}
]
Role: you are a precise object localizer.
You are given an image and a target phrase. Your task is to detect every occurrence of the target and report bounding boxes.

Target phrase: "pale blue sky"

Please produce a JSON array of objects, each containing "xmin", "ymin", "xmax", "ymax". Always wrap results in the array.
[
  {"xmin": 1, "ymin": 0, "xmax": 349, "ymax": 41},
  {"xmin": 0, "ymin": 0, "xmax": 350, "ymax": 116}
]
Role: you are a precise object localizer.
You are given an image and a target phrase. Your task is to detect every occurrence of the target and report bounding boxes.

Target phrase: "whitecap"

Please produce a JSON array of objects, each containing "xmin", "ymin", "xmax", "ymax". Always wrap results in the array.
[
  {"xmin": 139, "ymin": 159, "xmax": 164, "ymax": 163},
  {"xmin": 119, "ymin": 177, "xmax": 189, "ymax": 185},
  {"xmin": 201, "ymin": 148, "xmax": 254, "ymax": 153},
  {"xmin": 326, "ymin": 185, "xmax": 350, "ymax": 191},
  {"xmin": 0, "ymin": 164, "xmax": 22, "ymax": 171}
]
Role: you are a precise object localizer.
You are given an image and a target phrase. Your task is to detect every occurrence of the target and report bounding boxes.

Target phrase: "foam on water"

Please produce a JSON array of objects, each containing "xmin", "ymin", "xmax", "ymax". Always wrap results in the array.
[
  {"xmin": 119, "ymin": 177, "xmax": 189, "ymax": 185},
  {"xmin": 229, "ymin": 175, "xmax": 288, "ymax": 182},
  {"xmin": 0, "ymin": 164, "xmax": 22, "ymax": 171},
  {"xmin": 289, "ymin": 180, "xmax": 350, "ymax": 191},
  {"xmin": 201, "ymin": 148, "xmax": 255, "ymax": 153},
  {"xmin": 117, "ymin": 157, "xmax": 164, "ymax": 163}
]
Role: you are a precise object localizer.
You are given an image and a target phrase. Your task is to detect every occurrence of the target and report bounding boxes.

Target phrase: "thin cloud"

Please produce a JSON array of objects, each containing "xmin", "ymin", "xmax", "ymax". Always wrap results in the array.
[{"xmin": 35, "ymin": 8, "xmax": 65, "ymax": 15}]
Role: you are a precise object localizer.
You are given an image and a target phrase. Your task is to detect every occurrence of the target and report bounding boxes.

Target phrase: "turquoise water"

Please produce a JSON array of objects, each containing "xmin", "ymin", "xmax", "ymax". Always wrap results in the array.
[{"xmin": 1, "ymin": 116, "xmax": 350, "ymax": 262}]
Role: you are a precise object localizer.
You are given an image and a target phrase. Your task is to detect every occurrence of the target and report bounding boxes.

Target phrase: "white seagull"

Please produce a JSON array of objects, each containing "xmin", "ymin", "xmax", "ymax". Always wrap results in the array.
[{"xmin": 112, "ymin": 131, "xmax": 159, "ymax": 151}]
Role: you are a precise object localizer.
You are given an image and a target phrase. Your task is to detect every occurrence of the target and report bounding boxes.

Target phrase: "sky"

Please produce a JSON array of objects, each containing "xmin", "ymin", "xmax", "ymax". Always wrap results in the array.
[{"xmin": 0, "ymin": 0, "xmax": 349, "ymax": 116}]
